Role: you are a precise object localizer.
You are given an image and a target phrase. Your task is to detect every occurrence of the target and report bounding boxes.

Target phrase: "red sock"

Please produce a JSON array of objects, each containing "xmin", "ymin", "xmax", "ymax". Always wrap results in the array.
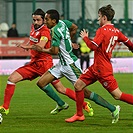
[
  {"xmin": 3, "ymin": 84, "xmax": 15, "ymax": 109},
  {"xmin": 66, "ymin": 88, "xmax": 76, "ymax": 101},
  {"xmin": 66, "ymin": 88, "xmax": 87, "ymax": 108},
  {"xmin": 76, "ymin": 90, "xmax": 84, "ymax": 116},
  {"xmin": 120, "ymin": 93, "xmax": 133, "ymax": 104}
]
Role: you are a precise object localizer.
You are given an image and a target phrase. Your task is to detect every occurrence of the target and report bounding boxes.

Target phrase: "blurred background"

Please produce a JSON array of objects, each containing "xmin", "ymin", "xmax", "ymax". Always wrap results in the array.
[
  {"xmin": 0, "ymin": 0, "xmax": 133, "ymax": 74},
  {"xmin": 0, "ymin": 0, "xmax": 133, "ymax": 37}
]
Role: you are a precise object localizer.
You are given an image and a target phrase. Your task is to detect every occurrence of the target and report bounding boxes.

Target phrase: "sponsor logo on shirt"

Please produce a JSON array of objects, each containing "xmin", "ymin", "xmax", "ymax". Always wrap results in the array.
[{"xmin": 30, "ymin": 36, "xmax": 38, "ymax": 42}]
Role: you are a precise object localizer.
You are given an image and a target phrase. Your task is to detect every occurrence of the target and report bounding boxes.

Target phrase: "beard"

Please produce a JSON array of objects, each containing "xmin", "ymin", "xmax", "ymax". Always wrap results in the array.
[{"xmin": 34, "ymin": 24, "xmax": 43, "ymax": 30}]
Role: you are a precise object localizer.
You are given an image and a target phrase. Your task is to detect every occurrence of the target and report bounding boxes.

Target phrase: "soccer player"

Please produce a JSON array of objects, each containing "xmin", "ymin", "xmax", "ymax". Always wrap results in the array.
[
  {"xmin": 0, "ymin": 8, "xmax": 69, "ymax": 115},
  {"xmin": 33, "ymin": 9, "xmax": 121, "ymax": 123},
  {"xmin": 65, "ymin": 4, "xmax": 133, "ymax": 123}
]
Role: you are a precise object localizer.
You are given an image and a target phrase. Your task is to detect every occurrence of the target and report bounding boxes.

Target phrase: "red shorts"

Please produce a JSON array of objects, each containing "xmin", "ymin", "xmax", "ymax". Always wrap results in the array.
[
  {"xmin": 79, "ymin": 66, "xmax": 118, "ymax": 92},
  {"xmin": 16, "ymin": 60, "xmax": 53, "ymax": 80}
]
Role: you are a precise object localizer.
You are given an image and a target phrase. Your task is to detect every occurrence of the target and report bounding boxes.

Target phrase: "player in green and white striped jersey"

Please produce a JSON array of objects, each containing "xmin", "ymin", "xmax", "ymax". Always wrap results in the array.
[{"xmin": 34, "ymin": 9, "xmax": 119, "ymax": 123}]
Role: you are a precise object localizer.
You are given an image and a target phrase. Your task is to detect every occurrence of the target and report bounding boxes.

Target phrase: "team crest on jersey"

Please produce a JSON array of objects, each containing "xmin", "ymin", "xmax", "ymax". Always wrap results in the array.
[{"xmin": 103, "ymin": 82, "xmax": 108, "ymax": 87}]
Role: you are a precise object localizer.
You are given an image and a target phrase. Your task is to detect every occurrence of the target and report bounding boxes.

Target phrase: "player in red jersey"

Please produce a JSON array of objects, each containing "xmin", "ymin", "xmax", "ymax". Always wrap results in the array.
[
  {"xmin": 65, "ymin": 4, "xmax": 133, "ymax": 123},
  {"xmin": 0, "ymin": 8, "xmax": 69, "ymax": 115}
]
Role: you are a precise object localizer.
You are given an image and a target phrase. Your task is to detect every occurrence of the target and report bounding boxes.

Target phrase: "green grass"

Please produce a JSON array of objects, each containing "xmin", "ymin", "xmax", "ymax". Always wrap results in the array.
[{"xmin": 0, "ymin": 73, "xmax": 133, "ymax": 133}]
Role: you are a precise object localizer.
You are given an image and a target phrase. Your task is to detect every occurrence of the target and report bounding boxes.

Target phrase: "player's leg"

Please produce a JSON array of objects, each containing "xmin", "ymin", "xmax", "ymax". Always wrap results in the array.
[
  {"xmin": 66, "ymin": 62, "xmax": 117, "ymax": 116},
  {"xmin": 65, "ymin": 78, "xmax": 85, "ymax": 122},
  {"xmin": 37, "ymin": 71, "xmax": 68, "ymax": 114},
  {"xmin": 0, "ymin": 71, "xmax": 23, "ymax": 115},
  {"xmin": 99, "ymin": 76, "xmax": 121, "ymax": 123},
  {"xmin": 36, "ymin": 60, "xmax": 68, "ymax": 114},
  {"xmin": 84, "ymin": 88, "xmax": 116, "ymax": 113},
  {"xmin": 52, "ymin": 80, "xmax": 93, "ymax": 116},
  {"xmin": 111, "ymin": 87, "xmax": 133, "ymax": 104}
]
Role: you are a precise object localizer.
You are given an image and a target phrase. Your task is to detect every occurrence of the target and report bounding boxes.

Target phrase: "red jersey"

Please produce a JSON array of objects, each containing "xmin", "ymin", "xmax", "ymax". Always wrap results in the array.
[
  {"xmin": 29, "ymin": 24, "xmax": 52, "ymax": 62},
  {"xmin": 83, "ymin": 24, "xmax": 132, "ymax": 76}
]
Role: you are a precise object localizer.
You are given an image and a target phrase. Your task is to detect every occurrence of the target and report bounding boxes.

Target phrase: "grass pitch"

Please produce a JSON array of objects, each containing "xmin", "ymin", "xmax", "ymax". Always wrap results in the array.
[{"xmin": 0, "ymin": 73, "xmax": 133, "ymax": 133}]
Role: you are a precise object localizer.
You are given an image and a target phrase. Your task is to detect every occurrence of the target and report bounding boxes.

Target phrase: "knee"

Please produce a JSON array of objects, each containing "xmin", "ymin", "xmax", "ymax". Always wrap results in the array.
[
  {"xmin": 8, "ymin": 75, "xmax": 15, "ymax": 83},
  {"xmin": 112, "ymin": 94, "xmax": 121, "ymax": 100},
  {"xmin": 111, "ymin": 88, "xmax": 122, "ymax": 100},
  {"xmin": 36, "ymin": 80, "xmax": 44, "ymax": 89},
  {"xmin": 74, "ymin": 82, "xmax": 81, "ymax": 91}
]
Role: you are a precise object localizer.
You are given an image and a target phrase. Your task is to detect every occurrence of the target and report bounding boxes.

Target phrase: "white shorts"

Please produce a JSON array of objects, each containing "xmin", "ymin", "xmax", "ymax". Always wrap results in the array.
[{"xmin": 48, "ymin": 60, "xmax": 82, "ymax": 84}]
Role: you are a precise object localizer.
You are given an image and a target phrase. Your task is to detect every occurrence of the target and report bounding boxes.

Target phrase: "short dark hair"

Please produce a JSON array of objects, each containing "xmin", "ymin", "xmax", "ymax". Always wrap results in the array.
[
  {"xmin": 32, "ymin": 8, "xmax": 45, "ymax": 19},
  {"xmin": 46, "ymin": 9, "xmax": 60, "ymax": 23},
  {"xmin": 98, "ymin": 4, "xmax": 115, "ymax": 21}
]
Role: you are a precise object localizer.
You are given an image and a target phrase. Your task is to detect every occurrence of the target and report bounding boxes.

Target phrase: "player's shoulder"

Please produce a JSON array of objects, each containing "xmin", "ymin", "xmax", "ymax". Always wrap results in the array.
[
  {"xmin": 41, "ymin": 25, "xmax": 50, "ymax": 32},
  {"xmin": 53, "ymin": 24, "xmax": 60, "ymax": 33},
  {"xmin": 42, "ymin": 25, "xmax": 49, "ymax": 30}
]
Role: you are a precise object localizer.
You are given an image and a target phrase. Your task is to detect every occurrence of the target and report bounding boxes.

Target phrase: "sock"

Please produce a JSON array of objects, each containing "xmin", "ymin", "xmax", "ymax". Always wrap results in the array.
[
  {"xmin": 76, "ymin": 90, "xmax": 84, "ymax": 116},
  {"xmin": 3, "ymin": 82, "xmax": 15, "ymax": 109},
  {"xmin": 90, "ymin": 92, "xmax": 116, "ymax": 112},
  {"xmin": 65, "ymin": 88, "xmax": 87, "ymax": 108},
  {"xmin": 120, "ymin": 93, "xmax": 133, "ymax": 104},
  {"xmin": 42, "ymin": 84, "xmax": 65, "ymax": 106}
]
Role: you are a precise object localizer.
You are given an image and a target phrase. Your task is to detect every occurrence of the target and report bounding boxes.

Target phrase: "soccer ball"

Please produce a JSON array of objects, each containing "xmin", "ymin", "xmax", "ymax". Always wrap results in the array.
[{"xmin": 0, "ymin": 113, "xmax": 3, "ymax": 124}]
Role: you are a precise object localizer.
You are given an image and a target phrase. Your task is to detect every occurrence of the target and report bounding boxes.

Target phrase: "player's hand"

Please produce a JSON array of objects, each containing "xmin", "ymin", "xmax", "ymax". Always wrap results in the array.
[
  {"xmin": 16, "ymin": 42, "xmax": 22, "ymax": 47},
  {"xmin": 20, "ymin": 44, "xmax": 30, "ymax": 51},
  {"xmin": 32, "ymin": 45, "xmax": 42, "ymax": 52},
  {"xmin": 72, "ymin": 43, "xmax": 79, "ymax": 49},
  {"xmin": 80, "ymin": 29, "xmax": 89, "ymax": 39}
]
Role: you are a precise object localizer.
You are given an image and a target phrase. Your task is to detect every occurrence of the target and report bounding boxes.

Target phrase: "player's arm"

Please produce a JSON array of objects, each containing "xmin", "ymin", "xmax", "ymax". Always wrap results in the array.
[
  {"xmin": 16, "ymin": 41, "xmax": 30, "ymax": 50},
  {"xmin": 32, "ymin": 45, "xmax": 59, "ymax": 55},
  {"xmin": 69, "ymin": 23, "xmax": 78, "ymax": 40},
  {"xmin": 33, "ymin": 34, "xmax": 60, "ymax": 55},
  {"xmin": 118, "ymin": 31, "xmax": 133, "ymax": 52},
  {"xmin": 124, "ymin": 40, "xmax": 133, "ymax": 52},
  {"xmin": 80, "ymin": 29, "xmax": 98, "ymax": 51},
  {"xmin": 63, "ymin": 20, "xmax": 78, "ymax": 40},
  {"xmin": 33, "ymin": 36, "xmax": 48, "ymax": 49},
  {"xmin": 41, "ymin": 46, "xmax": 59, "ymax": 55},
  {"xmin": 18, "ymin": 36, "xmax": 48, "ymax": 50}
]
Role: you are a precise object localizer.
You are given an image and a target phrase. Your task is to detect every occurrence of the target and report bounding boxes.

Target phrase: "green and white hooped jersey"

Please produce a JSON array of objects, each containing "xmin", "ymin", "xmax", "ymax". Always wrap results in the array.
[{"xmin": 51, "ymin": 20, "xmax": 78, "ymax": 65}]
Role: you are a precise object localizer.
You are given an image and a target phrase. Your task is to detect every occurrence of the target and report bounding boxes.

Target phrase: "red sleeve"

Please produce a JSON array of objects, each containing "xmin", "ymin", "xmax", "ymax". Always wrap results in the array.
[
  {"xmin": 83, "ymin": 28, "xmax": 104, "ymax": 51},
  {"xmin": 124, "ymin": 40, "xmax": 133, "ymax": 51},
  {"xmin": 83, "ymin": 37, "xmax": 98, "ymax": 50},
  {"xmin": 41, "ymin": 27, "xmax": 51, "ymax": 40},
  {"xmin": 118, "ymin": 31, "xmax": 133, "ymax": 51}
]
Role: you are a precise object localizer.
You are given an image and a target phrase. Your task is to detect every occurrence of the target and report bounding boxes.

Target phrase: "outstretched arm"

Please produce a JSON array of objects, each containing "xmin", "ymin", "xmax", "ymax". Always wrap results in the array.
[
  {"xmin": 32, "ymin": 45, "xmax": 59, "ymax": 55},
  {"xmin": 16, "ymin": 38, "xmax": 48, "ymax": 51},
  {"xmin": 80, "ymin": 29, "xmax": 97, "ymax": 51},
  {"xmin": 124, "ymin": 40, "xmax": 133, "ymax": 52}
]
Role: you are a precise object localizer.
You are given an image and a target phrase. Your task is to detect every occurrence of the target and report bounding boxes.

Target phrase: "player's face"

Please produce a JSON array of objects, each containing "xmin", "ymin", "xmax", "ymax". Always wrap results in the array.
[
  {"xmin": 32, "ymin": 15, "xmax": 44, "ymax": 29},
  {"xmin": 98, "ymin": 12, "xmax": 105, "ymax": 27},
  {"xmin": 45, "ymin": 13, "xmax": 55, "ymax": 29}
]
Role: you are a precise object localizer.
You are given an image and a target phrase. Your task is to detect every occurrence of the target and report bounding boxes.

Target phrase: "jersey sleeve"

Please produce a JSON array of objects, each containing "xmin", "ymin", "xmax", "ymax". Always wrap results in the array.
[
  {"xmin": 62, "ymin": 20, "xmax": 72, "ymax": 28},
  {"xmin": 40, "ymin": 28, "xmax": 51, "ymax": 41},
  {"xmin": 51, "ymin": 28, "xmax": 61, "ymax": 47},
  {"xmin": 118, "ymin": 31, "xmax": 133, "ymax": 50},
  {"xmin": 118, "ymin": 30, "xmax": 129, "ymax": 42},
  {"xmin": 93, "ymin": 28, "xmax": 104, "ymax": 46}
]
